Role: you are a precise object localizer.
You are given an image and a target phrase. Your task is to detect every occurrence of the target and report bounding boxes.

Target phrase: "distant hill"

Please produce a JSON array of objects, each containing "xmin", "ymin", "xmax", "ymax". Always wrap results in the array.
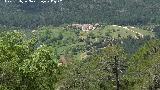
[{"xmin": 1, "ymin": 0, "xmax": 160, "ymax": 28}]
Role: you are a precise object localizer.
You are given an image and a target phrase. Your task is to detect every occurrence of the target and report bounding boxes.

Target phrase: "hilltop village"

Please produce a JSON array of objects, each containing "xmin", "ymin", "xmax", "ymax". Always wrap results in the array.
[
  {"xmin": 67, "ymin": 23, "xmax": 100, "ymax": 31},
  {"xmin": 66, "ymin": 23, "xmax": 146, "ymax": 39}
]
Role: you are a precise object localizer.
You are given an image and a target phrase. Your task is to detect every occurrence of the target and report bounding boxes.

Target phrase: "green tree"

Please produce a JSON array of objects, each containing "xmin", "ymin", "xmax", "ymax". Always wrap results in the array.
[
  {"xmin": 0, "ymin": 31, "xmax": 59, "ymax": 90},
  {"xmin": 125, "ymin": 39, "xmax": 160, "ymax": 90},
  {"xmin": 58, "ymin": 45, "xmax": 127, "ymax": 90}
]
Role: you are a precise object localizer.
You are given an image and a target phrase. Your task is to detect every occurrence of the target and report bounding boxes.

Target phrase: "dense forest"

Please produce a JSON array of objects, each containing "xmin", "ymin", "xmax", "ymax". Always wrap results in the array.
[
  {"xmin": 1, "ymin": 0, "xmax": 160, "ymax": 28},
  {"xmin": 1, "ymin": 0, "xmax": 160, "ymax": 90}
]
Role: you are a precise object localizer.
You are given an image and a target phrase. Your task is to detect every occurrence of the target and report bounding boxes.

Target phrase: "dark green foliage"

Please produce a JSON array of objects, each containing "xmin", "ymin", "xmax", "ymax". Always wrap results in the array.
[
  {"xmin": 1, "ymin": 0, "xmax": 160, "ymax": 28},
  {"xmin": 125, "ymin": 39, "xmax": 160, "ymax": 90},
  {"xmin": 120, "ymin": 36, "xmax": 153, "ymax": 55},
  {"xmin": 59, "ymin": 45, "xmax": 127, "ymax": 90}
]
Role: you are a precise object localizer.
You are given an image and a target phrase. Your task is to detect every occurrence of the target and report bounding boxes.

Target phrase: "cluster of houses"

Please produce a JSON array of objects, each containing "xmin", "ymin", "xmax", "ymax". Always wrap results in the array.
[{"xmin": 67, "ymin": 23, "xmax": 100, "ymax": 31}]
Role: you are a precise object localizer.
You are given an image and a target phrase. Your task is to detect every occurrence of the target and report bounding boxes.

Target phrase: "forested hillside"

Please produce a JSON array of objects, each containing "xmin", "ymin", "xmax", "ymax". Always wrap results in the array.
[
  {"xmin": 1, "ymin": 0, "xmax": 160, "ymax": 90},
  {"xmin": 1, "ymin": 0, "xmax": 160, "ymax": 28}
]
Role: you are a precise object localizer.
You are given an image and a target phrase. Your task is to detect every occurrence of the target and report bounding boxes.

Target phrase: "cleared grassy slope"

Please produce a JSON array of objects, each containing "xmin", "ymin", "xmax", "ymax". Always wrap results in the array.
[{"xmin": 89, "ymin": 25, "xmax": 155, "ymax": 39}]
